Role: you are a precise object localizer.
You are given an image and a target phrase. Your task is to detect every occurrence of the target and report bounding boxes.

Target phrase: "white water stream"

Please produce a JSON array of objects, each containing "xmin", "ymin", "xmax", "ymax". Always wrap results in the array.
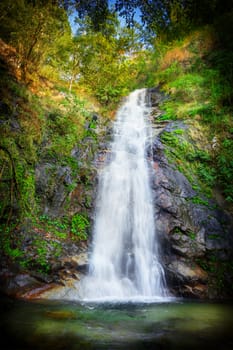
[{"xmin": 79, "ymin": 89, "xmax": 168, "ymax": 301}]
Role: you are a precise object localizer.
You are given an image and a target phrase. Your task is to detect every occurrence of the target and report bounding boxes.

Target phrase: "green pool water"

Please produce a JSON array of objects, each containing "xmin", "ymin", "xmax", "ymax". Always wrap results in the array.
[{"xmin": 1, "ymin": 296, "xmax": 233, "ymax": 349}]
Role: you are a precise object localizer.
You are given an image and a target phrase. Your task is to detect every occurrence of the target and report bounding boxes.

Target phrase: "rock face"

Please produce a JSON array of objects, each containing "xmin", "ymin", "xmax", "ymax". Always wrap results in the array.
[
  {"xmin": 34, "ymin": 87, "xmax": 233, "ymax": 300},
  {"xmin": 35, "ymin": 136, "xmax": 99, "ymax": 218},
  {"xmin": 148, "ymin": 89, "xmax": 233, "ymax": 298},
  {"xmin": 35, "ymin": 163, "xmax": 73, "ymax": 217},
  {"xmin": 1, "ymin": 88, "xmax": 233, "ymax": 301}
]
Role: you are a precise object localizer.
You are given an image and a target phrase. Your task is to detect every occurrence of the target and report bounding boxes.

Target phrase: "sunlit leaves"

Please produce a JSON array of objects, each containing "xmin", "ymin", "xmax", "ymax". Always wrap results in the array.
[{"xmin": 0, "ymin": 0, "xmax": 71, "ymax": 81}]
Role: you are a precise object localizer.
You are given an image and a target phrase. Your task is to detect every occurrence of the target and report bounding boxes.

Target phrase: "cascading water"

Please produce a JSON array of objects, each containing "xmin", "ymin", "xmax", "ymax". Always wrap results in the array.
[{"xmin": 79, "ymin": 89, "xmax": 168, "ymax": 301}]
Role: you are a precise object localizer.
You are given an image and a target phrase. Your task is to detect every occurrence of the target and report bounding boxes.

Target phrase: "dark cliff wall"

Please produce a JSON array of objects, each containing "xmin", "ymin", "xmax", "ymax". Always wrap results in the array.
[{"xmin": 148, "ymin": 89, "xmax": 233, "ymax": 298}]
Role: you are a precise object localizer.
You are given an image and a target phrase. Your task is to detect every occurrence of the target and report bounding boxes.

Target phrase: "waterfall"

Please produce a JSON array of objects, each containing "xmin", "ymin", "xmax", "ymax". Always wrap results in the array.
[{"xmin": 79, "ymin": 89, "xmax": 168, "ymax": 301}]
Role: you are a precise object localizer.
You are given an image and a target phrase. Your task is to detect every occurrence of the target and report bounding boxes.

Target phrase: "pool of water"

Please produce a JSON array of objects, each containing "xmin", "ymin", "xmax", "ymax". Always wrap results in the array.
[{"xmin": 1, "ymin": 296, "xmax": 233, "ymax": 349}]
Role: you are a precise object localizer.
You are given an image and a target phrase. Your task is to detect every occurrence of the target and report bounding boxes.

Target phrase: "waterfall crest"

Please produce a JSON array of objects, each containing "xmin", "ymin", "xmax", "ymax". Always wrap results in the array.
[{"xmin": 79, "ymin": 89, "xmax": 168, "ymax": 301}]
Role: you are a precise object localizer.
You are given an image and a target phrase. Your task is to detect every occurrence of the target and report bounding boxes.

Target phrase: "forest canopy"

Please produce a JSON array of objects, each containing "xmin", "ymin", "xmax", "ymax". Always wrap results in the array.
[
  {"xmin": 73, "ymin": 0, "xmax": 233, "ymax": 39},
  {"xmin": 1, "ymin": 0, "xmax": 232, "ymax": 105}
]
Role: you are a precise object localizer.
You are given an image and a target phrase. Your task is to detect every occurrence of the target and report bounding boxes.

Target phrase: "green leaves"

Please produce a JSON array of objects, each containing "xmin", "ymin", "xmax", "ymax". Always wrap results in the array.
[
  {"xmin": 216, "ymin": 138, "xmax": 233, "ymax": 202},
  {"xmin": 1, "ymin": 0, "xmax": 71, "ymax": 82},
  {"xmin": 74, "ymin": 0, "xmax": 109, "ymax": 32},
  {"xmin": 71, "ymin": 213, "xmax": 90, "ymax": 240}
]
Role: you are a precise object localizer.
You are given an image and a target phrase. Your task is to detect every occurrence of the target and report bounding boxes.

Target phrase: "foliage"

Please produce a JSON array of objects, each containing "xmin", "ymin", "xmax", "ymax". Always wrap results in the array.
[
  {"xmin": 0, "ymin": 223, "xmax": 50, "ymax": 273},
  {"xmin": 0, "ymin": 48, "xmax": 98, "ymax": 229},
  {"xmin": 196, "ymin": 256, "xmax": 233, "ymax": 293},
  {"xmin": 216, "ymin": 138, "xmax": 233, "ymax": 202},
  {"xmin": 43, "ymin": 95, "xmax": 91, "ymax": 157},
  {"xmin": 0, "ymin": 225, "xmax": 23, "ymax": 260},
  {"xmin": 74, "ymin": 0, "xmax": 110, "ymax": 32},
  {"xmin": 37, "ymin": 215, "xmax": 69, "ymax": 239},
  {"xmin": 150, "ymin": 22, "xmax": 233, "ymax": 204},
  {"xmin": 0, "ymin": 0, "xmax": 71, "ymax": 82},
  {"xmin": 160, "ymin": 128, "xmax": 217, "ymax": 200},
  {"xmin": 73, "ymin": 1, "xmax": 233, "ymax": 44},
  {"xmin": 1, "ymin": 84, "xmax": 33, "ymax": 220},
  {"xmin": 70, "ymin": 17, "xmax": 143, "ymax": 107},
  {"xmin": 71, "ymin": 213, "xmax": 90, "ymax": 240}
]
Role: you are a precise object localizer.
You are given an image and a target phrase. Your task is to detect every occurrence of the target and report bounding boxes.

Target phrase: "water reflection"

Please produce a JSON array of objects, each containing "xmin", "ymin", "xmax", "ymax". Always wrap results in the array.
[{"xmin": 1, "ymin": 296, "xmax": 233, "ymax": 349}]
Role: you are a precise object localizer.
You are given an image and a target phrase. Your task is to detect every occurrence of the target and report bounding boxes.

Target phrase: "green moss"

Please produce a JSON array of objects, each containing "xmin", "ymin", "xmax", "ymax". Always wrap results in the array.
[
  {"xmin": 216, "ymin": 138, "xmax": 233, "ymax": 202},
  {"xmin": 34, "ymin": 239, "xmax": 50, "ymax": 273},
  {"xmin": 160, "ymin": 124, "xmax": 221, "ymax": 202},
  {"xmin": 190, "ymin": 196, "xmax": 209, "ymax": 206},
  {"xmin": 196, "ymin": 256, "xmax": 233, "ymax": 294},
  {"xmin": 208, "ymin": 234, "xmax": 221, "ymax": 239},
  {"xmin": 188, "ymin": 231, "xmax": 196, "ymax": 240}
]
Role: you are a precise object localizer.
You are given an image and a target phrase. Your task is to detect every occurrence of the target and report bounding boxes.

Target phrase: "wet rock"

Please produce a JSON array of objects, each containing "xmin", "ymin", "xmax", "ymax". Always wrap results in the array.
[
  {"xmin": 0, "ymin": 270, "xmax": 43, "ymax": 298},
  {"xmin": 146, "ymin": 87, "xmax": 168, "ymax": 107},
  {"xmin": 168, "ymin": 260, "xmax": 208, "ymax": 282},
  {"xmin": 20, "ymin": 283, "xmax": 61, "ymax": 299},
  {"xmin": 166, "ymin": 259, "xmax": 208, "ymax": 298},
  {"xmin": 70, "ymin": 252, "xmax": 88, "ymax": 265}
]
